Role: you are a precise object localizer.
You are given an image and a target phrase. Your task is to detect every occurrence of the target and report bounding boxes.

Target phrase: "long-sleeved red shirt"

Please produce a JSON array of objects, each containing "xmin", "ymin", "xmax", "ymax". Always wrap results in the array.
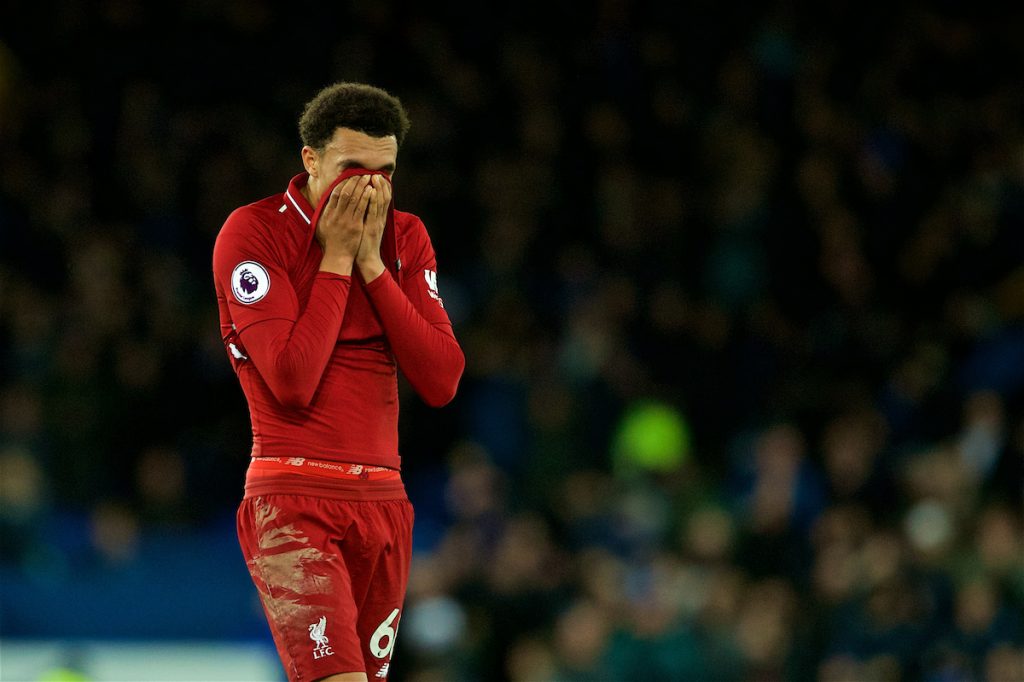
[{"xmin": 212, "ymin": 171, "xmax": 464, "ymax": 473}]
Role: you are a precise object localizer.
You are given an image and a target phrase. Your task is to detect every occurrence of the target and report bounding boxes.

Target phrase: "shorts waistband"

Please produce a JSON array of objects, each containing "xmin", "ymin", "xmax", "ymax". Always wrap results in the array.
[{"xmin": 248, "ymin": 456, "xmax": 401, "ymax": 481}]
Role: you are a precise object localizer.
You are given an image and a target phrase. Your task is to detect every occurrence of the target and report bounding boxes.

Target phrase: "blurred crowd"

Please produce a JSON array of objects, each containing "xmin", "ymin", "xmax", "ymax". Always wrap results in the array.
[{"xmin": 1, "ymin": 1, "xmax": 1023, "ymax": 681}]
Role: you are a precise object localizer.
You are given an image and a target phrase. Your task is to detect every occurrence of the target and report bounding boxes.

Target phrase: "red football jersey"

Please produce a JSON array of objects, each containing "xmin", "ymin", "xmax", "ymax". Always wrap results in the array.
[{"xmin": 213, "ymin": 171, "xmax": 464, "ymax": 470}]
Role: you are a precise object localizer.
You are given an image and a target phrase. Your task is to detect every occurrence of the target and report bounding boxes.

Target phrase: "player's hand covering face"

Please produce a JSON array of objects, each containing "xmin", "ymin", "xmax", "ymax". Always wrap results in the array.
[
  {"xmin": 356, "ymin": 174, "xmax": 393, "ymax": 275},
  {"xmin": 315, "ymin": 174, "xmax": 377, "ymax": 259}
]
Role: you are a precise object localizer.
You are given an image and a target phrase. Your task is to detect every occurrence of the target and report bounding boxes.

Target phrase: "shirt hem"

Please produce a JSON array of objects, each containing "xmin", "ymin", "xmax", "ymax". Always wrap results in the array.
[{"xmin": 243, "ymin": 472, "xmax": 407, "ymax": 501}]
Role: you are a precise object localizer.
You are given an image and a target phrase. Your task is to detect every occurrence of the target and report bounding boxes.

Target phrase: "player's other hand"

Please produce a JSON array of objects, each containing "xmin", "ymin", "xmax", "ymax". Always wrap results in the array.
[
  {"xmin": 316, "ymin": 174, "xmax": 375, "ymax": 275},
  {"xmin": 356, "ymin": 174, "xmax": 391, "ymax": 282}
]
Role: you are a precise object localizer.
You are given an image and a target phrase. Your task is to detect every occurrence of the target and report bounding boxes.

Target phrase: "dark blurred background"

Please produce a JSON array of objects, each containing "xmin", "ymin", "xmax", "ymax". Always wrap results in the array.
[{"xmin": 1, "ymin": 1, "xmax": 1023, "ymax": 681}]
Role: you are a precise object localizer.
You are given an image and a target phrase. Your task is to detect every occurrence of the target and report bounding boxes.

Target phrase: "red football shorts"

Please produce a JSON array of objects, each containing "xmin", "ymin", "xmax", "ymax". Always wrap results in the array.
[{"xmin": 237, "ymin": 494, "xmax": 414, "ymax": 681}]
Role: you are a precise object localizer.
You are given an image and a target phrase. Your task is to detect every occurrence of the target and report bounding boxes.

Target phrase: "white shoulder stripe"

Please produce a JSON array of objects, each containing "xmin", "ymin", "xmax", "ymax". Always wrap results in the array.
[{"xmin": 285, "ymin": 190, "xmax": 311, "ymax": 224}]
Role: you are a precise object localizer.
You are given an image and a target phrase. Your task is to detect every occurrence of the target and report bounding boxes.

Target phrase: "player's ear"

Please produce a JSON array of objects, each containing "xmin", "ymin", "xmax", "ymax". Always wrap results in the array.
[{"xmin": 301, "ymin": 146, "xmax": 319, "ymax": 178}]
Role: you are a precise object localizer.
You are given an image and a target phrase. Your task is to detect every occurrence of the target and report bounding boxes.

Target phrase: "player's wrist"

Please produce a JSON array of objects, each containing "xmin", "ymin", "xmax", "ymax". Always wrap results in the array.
[
  {"xmin": 319, "ymin": 252, "xmax": 355, "ymax": 276},
  {"xmin": 357, "ymin": 257, "xmax": 386, "ymax": 282}
]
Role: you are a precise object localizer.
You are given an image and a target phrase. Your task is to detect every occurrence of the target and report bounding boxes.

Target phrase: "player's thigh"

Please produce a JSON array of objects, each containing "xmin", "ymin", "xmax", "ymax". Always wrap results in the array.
[
  {"xmin": 238, "ymin": 495, "xmax": 366, "ymax": 679},
  {"xmin": 348, "ymin": 498, "xmax": 414, "ymax": 676}
]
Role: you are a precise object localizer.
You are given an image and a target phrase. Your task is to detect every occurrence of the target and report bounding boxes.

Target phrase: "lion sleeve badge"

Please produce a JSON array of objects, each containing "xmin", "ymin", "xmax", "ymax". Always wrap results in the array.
[{"xmin": 231, "ymin": 261, "xmax": 271, "ymax": 304}]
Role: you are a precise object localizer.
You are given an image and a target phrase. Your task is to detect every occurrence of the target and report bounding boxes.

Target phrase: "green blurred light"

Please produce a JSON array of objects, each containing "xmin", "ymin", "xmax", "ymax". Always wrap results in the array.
[{"xmin": 612, "ymin": 400, "xmax": 691, "ymax": 475}]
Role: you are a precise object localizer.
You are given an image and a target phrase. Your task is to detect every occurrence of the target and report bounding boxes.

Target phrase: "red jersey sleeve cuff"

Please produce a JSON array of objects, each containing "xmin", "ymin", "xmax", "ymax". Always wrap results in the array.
[
  {"xmin": 315, "ymin": 271, "xmax": 352, "ymax": 282},
  {"xmin": 363, "ymin": 269, "xmax": 397, "ymax": 296}
]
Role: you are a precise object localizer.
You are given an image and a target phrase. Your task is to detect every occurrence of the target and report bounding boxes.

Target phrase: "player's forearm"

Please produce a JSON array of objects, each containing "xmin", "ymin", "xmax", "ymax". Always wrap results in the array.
[
  {"xmin": 319, "ymin": 251, "xmax": 355, "ymax": 276},
  {"xmin": 364, "ymin": 272, "xmax": 465, "ymax": 407},
  {"xmin": 241, "ymin": 274, "xmax": 351, "ymax": 408}
]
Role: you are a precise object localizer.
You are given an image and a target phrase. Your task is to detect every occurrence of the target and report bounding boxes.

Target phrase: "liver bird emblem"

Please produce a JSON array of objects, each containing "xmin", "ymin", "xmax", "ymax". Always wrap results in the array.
[{"xmin": 309, "ymin": 616, "xmax": 329, "ymax": 646}]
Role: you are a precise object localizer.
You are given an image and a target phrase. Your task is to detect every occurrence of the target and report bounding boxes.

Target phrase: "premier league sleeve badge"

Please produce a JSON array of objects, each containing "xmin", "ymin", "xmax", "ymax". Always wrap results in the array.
[{"xmin": 231, "ymin": 261, "xmax": 271, "ymax": 304}]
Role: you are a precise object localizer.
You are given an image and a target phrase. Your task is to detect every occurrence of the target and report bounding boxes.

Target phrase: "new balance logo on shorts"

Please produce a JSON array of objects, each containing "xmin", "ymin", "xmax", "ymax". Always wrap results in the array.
[{"xmin": 308, "ymin": 616, "xmax": 334, "ymax": 659}]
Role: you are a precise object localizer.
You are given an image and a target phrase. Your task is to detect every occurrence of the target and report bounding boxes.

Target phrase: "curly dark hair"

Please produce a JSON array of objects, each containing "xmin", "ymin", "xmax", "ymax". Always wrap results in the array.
[{"xmin": 299, "ymin": 82, "xmax": 411, "ymax": 151}]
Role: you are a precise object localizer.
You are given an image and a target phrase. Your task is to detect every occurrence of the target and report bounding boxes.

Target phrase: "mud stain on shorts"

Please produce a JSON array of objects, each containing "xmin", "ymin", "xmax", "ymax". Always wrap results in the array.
[
  {"xmin": 259, "ymin": 523, "xmax": 309, "ymax": 550},
  {"xmin": 253, "ymin": 547, "xmax": 335, "ymax": 624},
  {"xmin": 248, "ymin": 498, "xmax": 335, "ymax": 624},
  {"xmin": 253, "ymin": 546, "xmax": 334, "ymax": 596},
  {"xmin": 253, "ymin": 497, "xmax": 310, "ymax": 550},
  {"xmin": 254, "ymin": 497, "xmax": 281, "ymax": 527}
]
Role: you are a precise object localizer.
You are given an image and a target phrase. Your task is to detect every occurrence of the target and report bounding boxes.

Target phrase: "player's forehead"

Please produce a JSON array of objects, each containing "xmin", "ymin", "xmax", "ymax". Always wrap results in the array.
[{"xmin": 323, "ymin": 128, "xmax": 397, "ymax": 165}]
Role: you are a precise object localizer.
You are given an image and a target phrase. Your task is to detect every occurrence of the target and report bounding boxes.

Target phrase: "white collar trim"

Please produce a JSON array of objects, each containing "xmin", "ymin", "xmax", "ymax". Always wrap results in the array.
[{"xmin": 285, "ymin": 189, "xmax": 311, "ymax": 224}]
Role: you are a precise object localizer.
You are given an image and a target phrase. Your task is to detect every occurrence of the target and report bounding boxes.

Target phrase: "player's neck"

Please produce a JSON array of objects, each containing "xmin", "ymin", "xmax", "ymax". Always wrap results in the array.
[{"xmin": 301, "ymin": 175, "xmax": 323, "ymax": 208}]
